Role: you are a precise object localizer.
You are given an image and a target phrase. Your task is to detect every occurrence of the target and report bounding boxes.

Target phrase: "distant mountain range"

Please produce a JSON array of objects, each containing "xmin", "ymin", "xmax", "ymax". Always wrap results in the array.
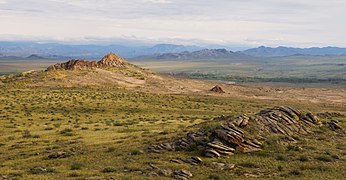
[
  {"xmin": 242, "ymin": 46, "xmax": 346, "ymax": 57},
  {"xmin": 1, "ymin": 41, "xmax": 346, "ymax": 60},
  {"xmin": 0, "ymin": 41, "xmax": 202, "ymax": 59},
  {"xmin": 142, "ymin": 49, "xmax": 252, "ymax": 60}
]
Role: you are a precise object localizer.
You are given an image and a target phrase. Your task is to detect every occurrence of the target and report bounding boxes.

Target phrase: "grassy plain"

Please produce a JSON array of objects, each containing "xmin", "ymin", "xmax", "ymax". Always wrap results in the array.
[
  {"xmin": 132, "ymin": 55, "xmax": 346, "ymax": 85},
  {"xmin": 0, "ymin": 84, "xmax": 345, "ymax": 179}
]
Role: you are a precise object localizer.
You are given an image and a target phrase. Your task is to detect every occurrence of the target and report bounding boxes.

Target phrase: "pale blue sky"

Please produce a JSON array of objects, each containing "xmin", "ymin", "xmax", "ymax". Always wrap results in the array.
[{"xmin": 0, "ymin": 0, "xmax": 345, "ymax": 47}]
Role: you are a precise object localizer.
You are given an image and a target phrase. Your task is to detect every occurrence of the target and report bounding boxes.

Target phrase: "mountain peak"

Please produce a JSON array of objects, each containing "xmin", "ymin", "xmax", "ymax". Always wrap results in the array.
[{"xmin": 97, "ymin": 52, "xmax": 127, "ymax": 67}]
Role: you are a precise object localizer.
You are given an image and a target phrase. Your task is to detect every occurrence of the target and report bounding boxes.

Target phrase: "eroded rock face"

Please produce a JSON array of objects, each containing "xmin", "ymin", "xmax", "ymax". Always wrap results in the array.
[
  {"xmin": 149, "ymin": 106, "xmax": 328, "ymax": 158},
  {"xmin": 46, "ymin": 52, "xmax": 127, "ymax": 71},
  {"xmin": 47, "ymin": 60, "xmax": 97, "ymax": 71}
]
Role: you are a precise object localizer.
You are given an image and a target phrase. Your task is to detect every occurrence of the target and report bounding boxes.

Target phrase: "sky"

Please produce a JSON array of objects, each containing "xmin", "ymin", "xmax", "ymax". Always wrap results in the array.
[{"xmin": 0, "ymin": 0, "xmax": 346, "ymax": 48}]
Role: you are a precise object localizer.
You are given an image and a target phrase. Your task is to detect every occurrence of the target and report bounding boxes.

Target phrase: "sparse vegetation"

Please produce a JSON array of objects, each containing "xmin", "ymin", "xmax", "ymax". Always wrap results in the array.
[{"xmin": 0, "ymin": 72, "xmax": 344, "ymax": 179}]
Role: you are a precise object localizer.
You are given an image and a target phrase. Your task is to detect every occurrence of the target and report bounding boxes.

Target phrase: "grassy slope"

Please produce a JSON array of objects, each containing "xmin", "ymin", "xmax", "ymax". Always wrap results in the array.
[{"xmin": 0, "ymin": 85, "xmax": 345, "ymax": 179}]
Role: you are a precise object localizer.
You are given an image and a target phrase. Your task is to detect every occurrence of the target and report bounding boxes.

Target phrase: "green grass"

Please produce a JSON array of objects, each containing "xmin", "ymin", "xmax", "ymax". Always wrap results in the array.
[{"xmin": 0, "ymin": 84, "xmax": 345, "ymax": 179}]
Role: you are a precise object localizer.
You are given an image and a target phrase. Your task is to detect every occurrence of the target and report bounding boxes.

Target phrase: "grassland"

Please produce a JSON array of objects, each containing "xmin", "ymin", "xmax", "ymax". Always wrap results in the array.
[
  {"xmin": 0, "ymin": 56, "xmax": 345, "ymax": 179},
  {"xmin": 0, "ymin": 83, "xmax": 345, "ymax": 179},
  {"xmin": 131, "ymin": 55, "xmax": 346, "ymax": 86}
]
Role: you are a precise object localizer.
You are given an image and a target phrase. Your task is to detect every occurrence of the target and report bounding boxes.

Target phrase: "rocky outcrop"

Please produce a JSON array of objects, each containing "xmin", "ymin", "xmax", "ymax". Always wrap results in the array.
[
  {"xmin": 210, "ymin": 85, "xmax": 225, "ymax": 93},
  {"xmin": 327, "ymin": 120, "xmax": 344, "ymax": 131},
  {"xmin": 149, "ymin": 106, "xmax": 327, "ymax": 158},
  {"xmin": 97, "ymin": 52, "xmax": 127, "ymax": 67},
  {"xmin": 47, "ymin": 60, "xmax": 97, "ymax": 71},
  {"xmin": 46, "ymin": 52, "xmax": 127, "ymax": 71},
  {"xmin": 255, "ymin": 106, "xmax": 321, "ymax": 136}
]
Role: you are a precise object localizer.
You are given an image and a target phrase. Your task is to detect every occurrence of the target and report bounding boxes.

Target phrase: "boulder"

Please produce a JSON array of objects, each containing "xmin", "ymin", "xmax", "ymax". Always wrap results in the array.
[
  {"xmin": 174, "ymin": 169, "xmax": 193, "ymax": 180},
  {"xmin": 210, "ymin": 85, "xmax": 225, "ymax": 93}
]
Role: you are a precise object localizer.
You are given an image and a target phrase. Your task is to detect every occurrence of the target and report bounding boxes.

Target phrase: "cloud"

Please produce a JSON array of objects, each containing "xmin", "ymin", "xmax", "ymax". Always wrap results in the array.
[
  {"xmin": 143, "ymin": 0, "xmax": 172, "ymax": 4},
  {"xmin": 0, "ymin": 0, "xmax": 345, "ymax": 47}
]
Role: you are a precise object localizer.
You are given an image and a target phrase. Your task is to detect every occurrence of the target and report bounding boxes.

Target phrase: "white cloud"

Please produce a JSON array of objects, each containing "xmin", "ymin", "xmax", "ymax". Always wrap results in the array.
[
  {"xmin": 143, "ymin": 0, "xmax": 172, "ymax": 4},
  {"xmin": 0, "ymin": 0, "xmax": 346, "ymax": 47}
]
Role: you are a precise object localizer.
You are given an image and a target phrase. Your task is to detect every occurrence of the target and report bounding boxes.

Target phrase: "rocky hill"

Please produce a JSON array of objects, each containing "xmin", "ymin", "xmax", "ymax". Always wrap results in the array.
[
  {"xmin": 25, "ymin": 54, "xmax": 46, "ymax": 60},
  {"xmin": 2, "ymin": 52, "xmax": 218, "ymax": 93},
  {"xmin": 47, "ymin": 52, "xmax": 127, "ymax": 71}
]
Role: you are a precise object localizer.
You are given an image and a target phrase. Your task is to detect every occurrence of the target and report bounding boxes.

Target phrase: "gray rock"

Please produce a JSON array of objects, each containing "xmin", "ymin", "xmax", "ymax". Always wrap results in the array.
[
  {"xmin": 205, "ymin": 149, "xmax": 220, "ymax": 158},
  {"xmin": 211, "ymin": 162, "xmax": 225, "ymax": 170},
  {"xmin": 159, "ymin": 168, "xmax": 173, "ymax": 177},
  {"xmin": 174, "ymin": 169, "xmax": 193, "ymax": 179}
]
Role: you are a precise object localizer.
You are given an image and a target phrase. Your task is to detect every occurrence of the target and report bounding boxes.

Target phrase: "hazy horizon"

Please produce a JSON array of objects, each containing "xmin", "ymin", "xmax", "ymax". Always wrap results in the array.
[{"xmin": 1, "ymin": 0, "xmax": 346, "ymax": 48}]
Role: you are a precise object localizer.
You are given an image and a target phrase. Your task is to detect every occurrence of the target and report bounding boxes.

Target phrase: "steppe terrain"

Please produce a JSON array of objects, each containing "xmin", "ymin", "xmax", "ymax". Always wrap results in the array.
[{"xmin": 0, "ymin": 53, "xmax": 345, "ymax": 179}]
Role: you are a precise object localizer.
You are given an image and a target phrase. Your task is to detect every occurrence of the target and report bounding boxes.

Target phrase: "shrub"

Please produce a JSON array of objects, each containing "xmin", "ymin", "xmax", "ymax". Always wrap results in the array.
[
  {"xmin": 289, "ymin": 170, "xmax": 302, "ymax": 176},
  {"xmin": 276, "ymin": 154, "xmax": 288, "ymax": 161},
  {"xmin": 32, "ymin": 134, "xmax": 40, "ymax": 138},
  {"xmin": 68, "ymin": 172, "xmax": 80, "ymax": 177},
  {"xmin": 102, "ymin": 166, "xmax": 116, "ymax": 173},
  {"xmin": 298, "ymin": 155, "xmax": 310, "ymax": 162},
  {"xmin": 22, "ymin": 130, "xmax": 32, "ymax": 138},
  {"xmin": 60, "ymin": 128, "xmax": 74, "ymax": 136},
  {"xmin": 315, "ymin": 155, "xmax": 333, "ymax": 162},
  {"xmin": 70, "ymin": 162, "xmax": 83, "ymax": 170},
  {"xmin": 130, "ymin": 149, "xmax": 143, "ymax": 155},
  {"xmin": 208, "ymin": 174, "xmax": 221, "ymax": 180},
  {"xmin": 107, "ymin": 147, "xmax": 116, "ymax": 153},
  {"xmin": 238, "ymin": 162, "xmax": 260, "ymax": 168}
]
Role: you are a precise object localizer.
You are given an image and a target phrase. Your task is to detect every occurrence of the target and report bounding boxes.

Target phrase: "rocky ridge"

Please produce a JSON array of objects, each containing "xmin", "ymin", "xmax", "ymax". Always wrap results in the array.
[
  {"xmin": 149, "ymin": 106, "xmax": 343, "ymax": 158},
  {"xmin": 47, "ymin": 52, "xmax": 127, "ymax": 71}
]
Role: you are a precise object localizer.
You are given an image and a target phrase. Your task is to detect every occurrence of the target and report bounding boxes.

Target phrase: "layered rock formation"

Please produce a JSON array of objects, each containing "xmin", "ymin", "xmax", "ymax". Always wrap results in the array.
[
  {"xmin": 46, "ymin": 52, "xmax": 127, "ymax": 71},
  {"xmin": 149, "ymin": 106, "xmax": 333, "ymax": 158}
]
